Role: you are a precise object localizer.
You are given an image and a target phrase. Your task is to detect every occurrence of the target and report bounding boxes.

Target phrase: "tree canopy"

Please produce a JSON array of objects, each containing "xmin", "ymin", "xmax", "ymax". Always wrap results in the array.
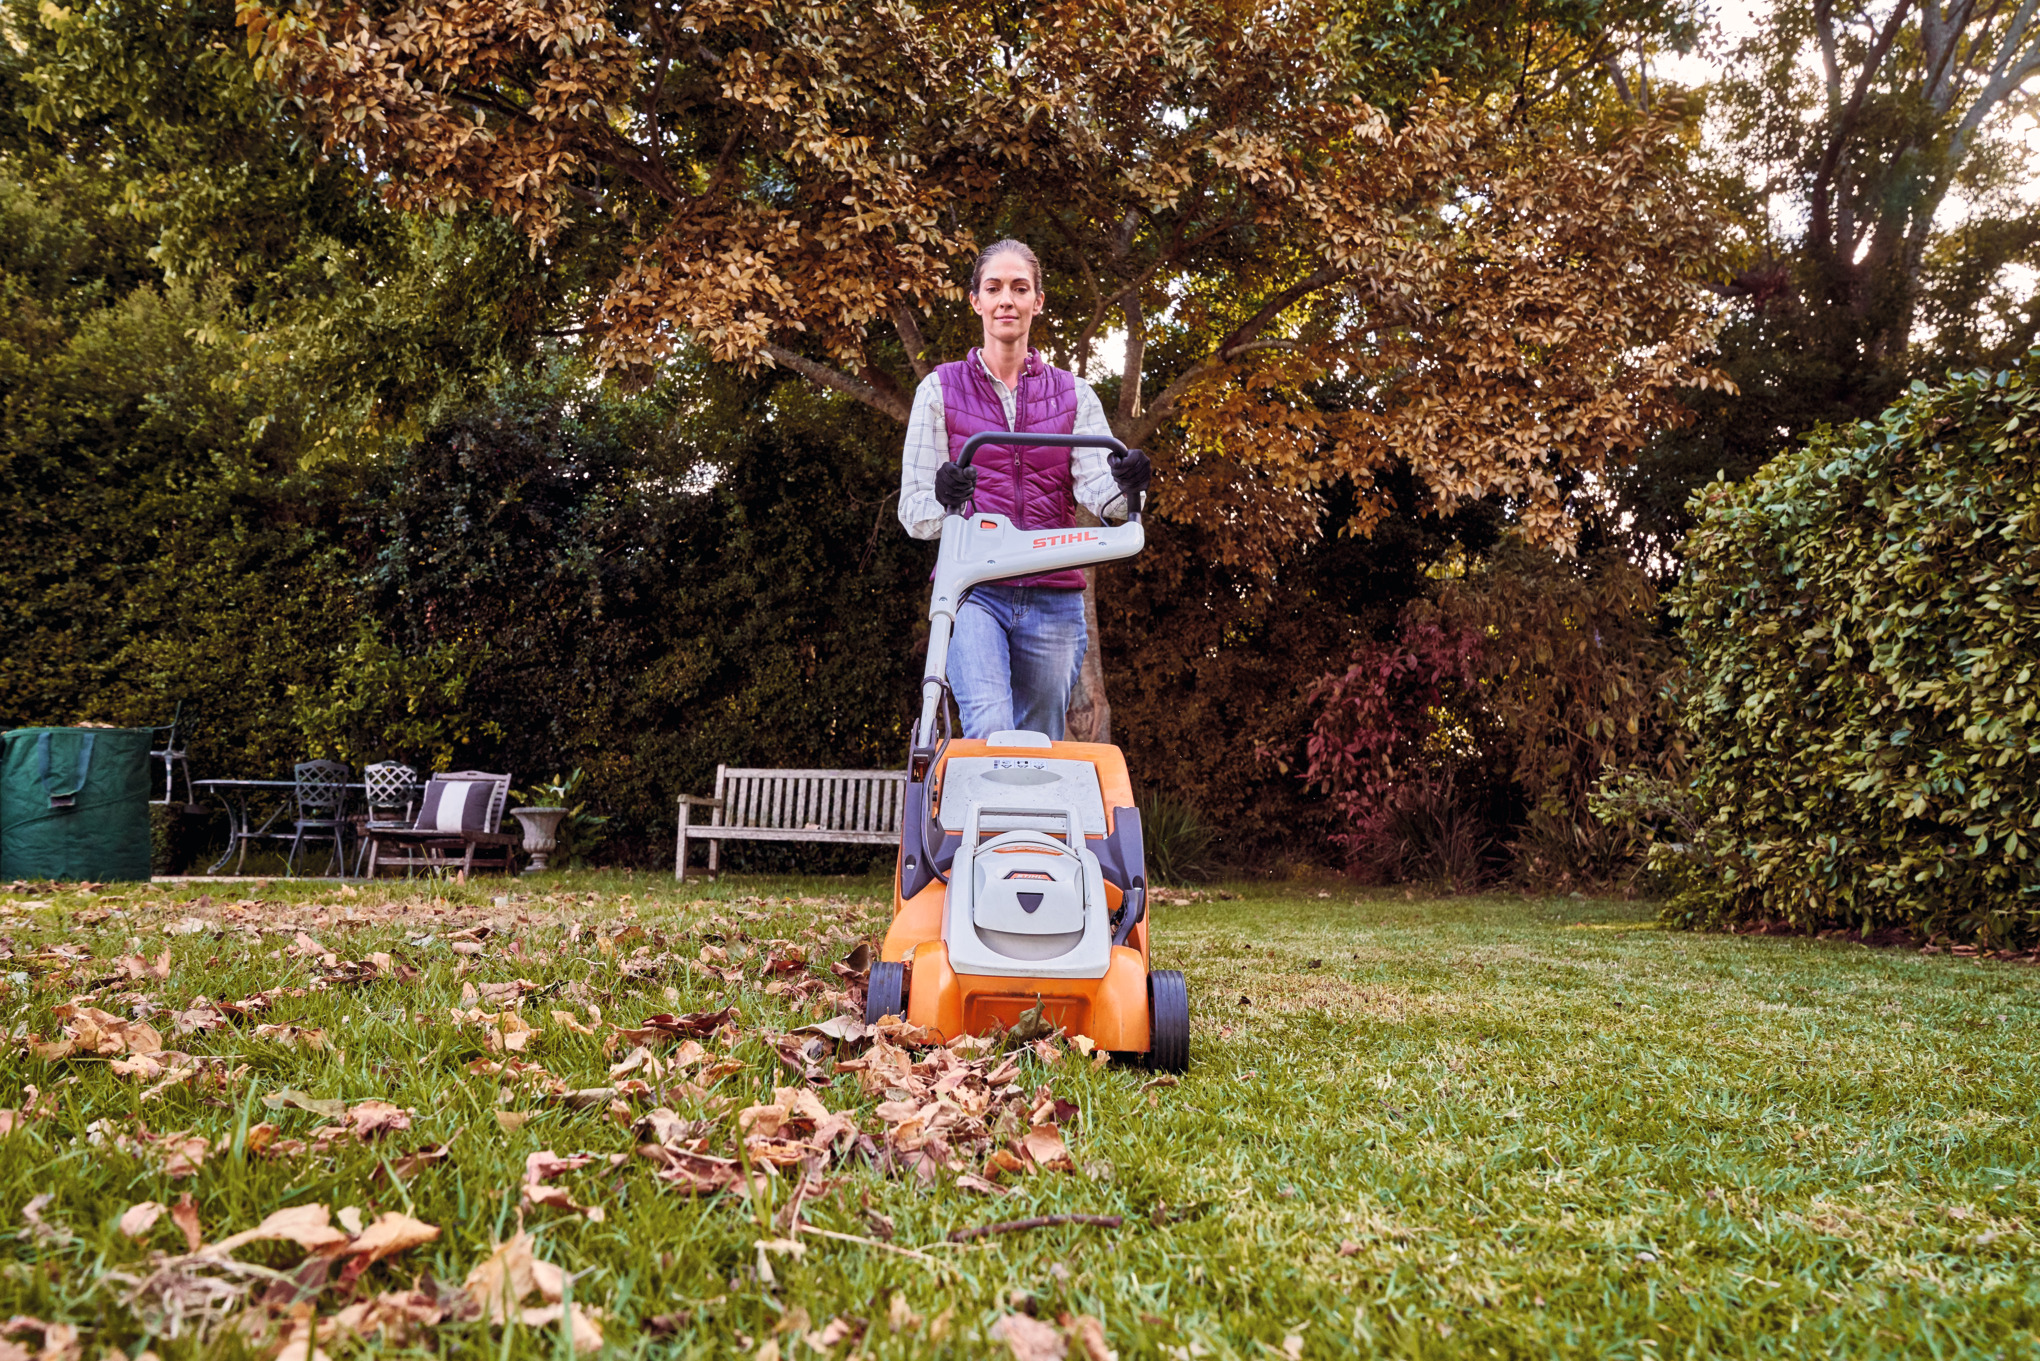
[{"xmin": 244, "ymin": 0, "xmax": 1731, "ymax": 561}]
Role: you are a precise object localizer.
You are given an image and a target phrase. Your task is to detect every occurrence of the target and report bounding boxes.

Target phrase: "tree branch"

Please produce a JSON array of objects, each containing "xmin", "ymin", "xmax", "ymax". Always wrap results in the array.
[
  {"xmin": 1117, "ymin": 288, "xmax": 1147, "ymax": 428},
  {"xmin": 890, "ymin": 301, "xmax": 932, "ymax": 381},
  {"xmin": 763, "ymin": 345, "xmax": 910, "ymax": 423},
  {"xmin": 1128, "ymin": 263, "xmax": 1348, "ymax": 446}
]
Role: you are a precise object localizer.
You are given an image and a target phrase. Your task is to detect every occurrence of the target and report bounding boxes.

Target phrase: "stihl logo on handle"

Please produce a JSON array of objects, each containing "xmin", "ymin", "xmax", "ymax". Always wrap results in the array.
[{"xmin": 1031, "ymin": 530, "xmax": 1100, "ymax": 549}]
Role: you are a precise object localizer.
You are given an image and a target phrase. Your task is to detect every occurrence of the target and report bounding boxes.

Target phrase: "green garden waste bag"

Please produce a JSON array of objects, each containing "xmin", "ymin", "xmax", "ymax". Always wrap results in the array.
[{"xmin": 0, "ymin": 727, "xmax": 153, "ymax": 881}]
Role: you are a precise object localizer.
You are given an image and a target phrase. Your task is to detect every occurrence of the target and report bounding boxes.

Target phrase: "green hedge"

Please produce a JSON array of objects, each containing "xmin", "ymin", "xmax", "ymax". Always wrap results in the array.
[{"xmin": 1667, "ymin": 351, "xmax": 2040, "ymax": 945}]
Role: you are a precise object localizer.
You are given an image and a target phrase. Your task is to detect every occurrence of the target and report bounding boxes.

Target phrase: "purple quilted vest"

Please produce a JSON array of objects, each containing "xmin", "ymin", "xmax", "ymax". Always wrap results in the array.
[{"xmin": 938, "ymin": 348, "xmax": 1084, "ymax": 590}]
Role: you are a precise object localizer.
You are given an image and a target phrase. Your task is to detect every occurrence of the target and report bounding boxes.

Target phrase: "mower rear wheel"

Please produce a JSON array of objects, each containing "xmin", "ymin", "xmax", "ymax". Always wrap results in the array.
[
  {"xmin": 1146, "ymin": 969, "xmax": 1190, "ymax": 1073},
  {"xmin": 866, "ymin": 961, "xmax": 907, "ymax": 1025}
]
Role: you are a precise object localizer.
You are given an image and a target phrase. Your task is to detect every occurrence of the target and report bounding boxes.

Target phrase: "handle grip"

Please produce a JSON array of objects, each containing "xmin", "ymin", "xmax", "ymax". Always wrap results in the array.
[{"xmin": 957, "ymin": 431, "xmax": 1129, "ymax": 469}]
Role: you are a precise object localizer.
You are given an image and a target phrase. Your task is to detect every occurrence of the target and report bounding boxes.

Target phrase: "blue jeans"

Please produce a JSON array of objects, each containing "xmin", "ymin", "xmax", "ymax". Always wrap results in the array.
[{"xmin": 949, "ymin": 584, "xmax": 1089, "ymax": 740}]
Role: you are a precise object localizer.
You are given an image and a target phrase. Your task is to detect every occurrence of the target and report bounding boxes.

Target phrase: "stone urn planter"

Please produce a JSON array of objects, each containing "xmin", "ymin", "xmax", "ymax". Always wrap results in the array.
[{"xmin": 510, "ymin": 807, "xmax": 569, "ymax": 873}]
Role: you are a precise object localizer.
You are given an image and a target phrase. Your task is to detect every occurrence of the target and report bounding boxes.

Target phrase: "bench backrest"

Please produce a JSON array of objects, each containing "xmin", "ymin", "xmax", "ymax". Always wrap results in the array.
[{"xmin": 712, "ymin": 767, "xmax": 908, "ymax": 834}]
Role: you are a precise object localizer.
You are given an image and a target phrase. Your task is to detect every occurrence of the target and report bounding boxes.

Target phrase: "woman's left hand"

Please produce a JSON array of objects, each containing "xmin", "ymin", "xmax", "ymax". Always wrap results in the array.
[{"xmin": 1109, "ymin": 447, "xmax": 1151, "ymax": 501}]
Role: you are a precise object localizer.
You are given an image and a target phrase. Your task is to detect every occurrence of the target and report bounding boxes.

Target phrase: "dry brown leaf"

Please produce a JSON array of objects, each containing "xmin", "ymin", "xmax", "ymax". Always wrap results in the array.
[
  {"xmin": 1020, "ymin": 1125, "xmax": 1074, "ymax": 1171},
  {"xmin": 209, "ymin": 1204, "xmax": 349, "ymax": 1256},
  {"xmin": 384, "ymin": 1144, "xmax": 452, "ymax": 1181},
  {"xmin": 262, "ymin": 1090, "xmax": 348, "ymax": 1120},
  {"xmin": 252, "ymin": 1024, "xmax": 329, "ymax": 1051},
  {"xmin": 341, "ymin": 1212, "xmax": 440, "ymax": 1268},
  {"xmin": 0, "ymin": 1315, "xmax": 80, "ymax": 1361},
  {"xmin": 51, "ymin": 1000, "xmax": 162, "ymax": 1056},
  {"xmin": 345, "ymin": 1101, "xmax": 412, "ymax": 1139},
  {"xmin": 994, "ymin": 1313, "xmax": 1068, "ymax": 1361},
  {"xmin": 159, "ymin": 1135, "xmax": 211, "ymax": 1179},
  {"xmin": 170, "ymin": 1194, "xmax": 203, "ymax": 1253},
  {"xmin": 117, "ymin": 1201, "xmax": 166, "ymax": 1239},
  {"xmin": 324, "ymin": 1289, "xmax": 446, "ymax": 1346},
  {"xmin": 462, "ymin": 1230, "xmax": 567, "ymax": 1322},
  {"xmin": 1062, "ymin": 1313, "xmax": 1115, "ymax": 1361},
  {"xmin": 518, "ymin": 1303, "xmax": 604, "ymax": 1354}
]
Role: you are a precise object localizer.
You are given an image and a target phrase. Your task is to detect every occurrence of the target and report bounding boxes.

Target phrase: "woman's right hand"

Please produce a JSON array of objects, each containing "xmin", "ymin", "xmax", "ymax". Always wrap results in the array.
[{"xmin": 936, "ymin": 462, "xmax": 977, "ymax": 513}]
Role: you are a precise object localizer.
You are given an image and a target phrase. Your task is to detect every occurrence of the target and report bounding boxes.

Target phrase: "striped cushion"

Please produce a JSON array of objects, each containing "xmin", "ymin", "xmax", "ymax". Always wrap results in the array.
[{"xmin": 417, "ymin": 778, "xmax": 491, "ymax": 834}]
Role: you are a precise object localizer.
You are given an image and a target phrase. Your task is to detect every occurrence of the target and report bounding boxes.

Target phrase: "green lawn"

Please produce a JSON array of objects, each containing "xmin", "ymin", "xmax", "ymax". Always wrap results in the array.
[{"xmin": 0, "ymin": 874, "xmax": 2034, "ymax": 1358}]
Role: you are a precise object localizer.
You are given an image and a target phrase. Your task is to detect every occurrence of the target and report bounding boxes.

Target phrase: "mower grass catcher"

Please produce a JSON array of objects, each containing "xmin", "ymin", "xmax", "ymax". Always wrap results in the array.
[{"xmin": 868, "ymin": 432, "xmax": 1190, "ymax": 1071}]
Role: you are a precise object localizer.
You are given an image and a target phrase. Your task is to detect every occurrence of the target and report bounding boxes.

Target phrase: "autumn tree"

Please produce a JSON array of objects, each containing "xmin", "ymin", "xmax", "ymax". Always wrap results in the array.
[
  {"xmin": 1617, "ymin": 0, "xmax": 2040, "ymax": 554},
  {"xmin": 243, "ymin": 0, "xmax": 1729, "ymax": 738}
]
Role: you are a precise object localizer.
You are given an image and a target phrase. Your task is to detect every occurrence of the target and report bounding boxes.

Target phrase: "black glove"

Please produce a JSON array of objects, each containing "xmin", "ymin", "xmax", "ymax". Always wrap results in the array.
[
  {"xmin": 1109, "ymin": 447, "xmax": 1151, "ymax": 510},
  {"xmin": 935, "ymin": 461, "xmax": 977, "ymax": 513}
]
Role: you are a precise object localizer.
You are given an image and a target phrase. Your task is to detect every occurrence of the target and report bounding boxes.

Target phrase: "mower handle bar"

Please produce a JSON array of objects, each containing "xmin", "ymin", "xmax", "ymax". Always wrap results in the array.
[
  {"xmin": 957, "ymin": 431, "xmax": 1128, "ymax": 468},
  {"xmin": 955, "ymin": 431, "xmax": 1141, "ymax": 522}
]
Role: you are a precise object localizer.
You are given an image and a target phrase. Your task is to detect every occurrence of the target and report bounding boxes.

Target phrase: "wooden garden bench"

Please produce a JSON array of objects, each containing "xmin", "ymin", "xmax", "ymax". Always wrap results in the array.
[{"xmin": 675, "ymin": 765, "xmax": 908, "ymax": 881}]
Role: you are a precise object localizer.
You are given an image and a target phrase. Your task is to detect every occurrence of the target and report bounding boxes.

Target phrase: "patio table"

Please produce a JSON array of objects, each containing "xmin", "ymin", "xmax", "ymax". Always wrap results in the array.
[{"xmin": 192, "ymin": 778, "xmax": 366, "ymax": 876}]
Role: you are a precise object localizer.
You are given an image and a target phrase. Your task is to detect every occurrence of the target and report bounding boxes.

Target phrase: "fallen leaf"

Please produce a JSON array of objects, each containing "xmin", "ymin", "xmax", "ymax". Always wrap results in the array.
[
  {"xmin": 793, "ymin": 1016, "xmax": 871, "ymax": 1044},
  {"xmin": 526, "ymin": 1150, "xmax": 597, "ymax": 1183},
  {"xmin": 209, "ymin": 1204, "xmax": 350, "ymax": 1255},
  {"xmin": 809, "ymin": 1315, "xmax": 860, "ymax": 1348},
  {"xmin": 252, "ymin": 1024, "xmax": 329, "ymax": 1051},
  {"xmin": 325, "ymin": 1290, "xmax": 446, "ymax": 1346},
  {"xmin": 118, "ymin": 1201, "xmax": 166, "ymax": 1239},
  {"xmin": 0, "ymin": 1316, "xmax": 80, "ymax": 1361},
  {"xmin": 1062, "ymin": 1314, "xmax": 1115, "ymax": 1361},
  {"xmin": 344, "ymin": 1101, "xmax": 412, "ymax": 1139},
  {"xmin": 495, "ymin": 1112, "xmax": 530, "ymax": 1133},
  {"xmin": 159, "ymin": 1135, "xmax": 211, "ymax": 1179},
  {"xmin": 462, "ymin": 1231, "xmax": 568, "ymax": 1322},
  {"xmin": 1020, "ymin": 1125, "xmax": 1074, "ymax": 1171},
  {"xmin": 994, "ymin": 1312, "xmax": 1067, "ymax": 1361},
  {"xmin": 342, "ymin": 1212, "xmax": 440, "ymax": 1268},
  {"xmin": 383, "ymin": 1144, "xmax": 452, "ymax": 1181},
  {"xmin": 262, "ymin": 1091, "xmax": 349, "ymax": 1120},
  {"xmin": 518, "ymin": 1302, "xmax": 604, "ymax": 1354},
  {"xmin": 170, "ymin": 1194, "xmax": 202, "ymax": 1252}
]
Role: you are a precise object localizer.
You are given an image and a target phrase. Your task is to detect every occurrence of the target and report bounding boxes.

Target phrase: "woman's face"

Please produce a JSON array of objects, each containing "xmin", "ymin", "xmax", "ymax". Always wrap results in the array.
[{"xmin": 971, "ymin": 252, "xmax": 1043, "ymax": 345}]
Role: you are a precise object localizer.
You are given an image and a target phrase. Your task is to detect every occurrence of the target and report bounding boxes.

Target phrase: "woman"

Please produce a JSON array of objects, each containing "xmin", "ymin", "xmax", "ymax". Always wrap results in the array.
[{"xmin": 898, "ymin": 240, "xmax": 1150, "ymax": 741}]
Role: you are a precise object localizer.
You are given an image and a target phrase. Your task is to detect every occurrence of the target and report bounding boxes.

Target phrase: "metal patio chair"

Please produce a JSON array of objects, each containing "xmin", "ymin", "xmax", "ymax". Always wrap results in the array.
[
  {"xmin": 286, "ymin": 759, "xmax": 352, "ymax": 876},
  {"xmin": 148, "ymin": 702, "xmax": 197, "ymax": 808},
  {"xmin": 351, "ymin": 762, "xmax": 419, "ymax": 876}
]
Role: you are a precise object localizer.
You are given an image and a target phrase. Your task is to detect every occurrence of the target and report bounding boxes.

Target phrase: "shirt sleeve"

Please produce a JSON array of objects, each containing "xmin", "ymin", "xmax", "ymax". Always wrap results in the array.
[
  {"xmin": 898, "ymin": 373, "xmax": 949, "ymax": 541},
  {"xmin": 1070, "ymin": 379, "xmax": 1129, "ymax": 523}
]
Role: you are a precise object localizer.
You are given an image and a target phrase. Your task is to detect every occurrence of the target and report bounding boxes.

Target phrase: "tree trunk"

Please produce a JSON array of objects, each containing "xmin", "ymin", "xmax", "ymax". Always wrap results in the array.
[
  {"xmin": 1064, "ymin": 507, "xmax": 1112, "ymax": 744},
  {"xmin": 1066, "ymin": 567, "xmax": 1112, "ymax": 744}
]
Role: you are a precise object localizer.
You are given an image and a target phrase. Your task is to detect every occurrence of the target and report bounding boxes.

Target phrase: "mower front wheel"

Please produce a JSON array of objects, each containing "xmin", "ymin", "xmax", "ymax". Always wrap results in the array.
[
  {"xmin": 1146, "ymin": 969, "xmax": 1190, "ymax": 1073},
  {"xmin": 866, "ymin": 961, "xmax": 907, "ymax": 1025}
]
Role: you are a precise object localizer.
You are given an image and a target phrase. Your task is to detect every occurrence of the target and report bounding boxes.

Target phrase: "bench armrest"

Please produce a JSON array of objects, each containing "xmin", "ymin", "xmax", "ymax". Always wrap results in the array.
[{"xmin": 677, "ymin": 796, "xmax": 726, "ymax": 809}]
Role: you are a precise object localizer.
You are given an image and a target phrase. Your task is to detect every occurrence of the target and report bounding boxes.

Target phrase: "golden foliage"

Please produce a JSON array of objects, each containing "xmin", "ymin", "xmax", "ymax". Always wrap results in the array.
[{"xmin": 244, "ymin": 0, "xmax": 1728, "ymax": 554}]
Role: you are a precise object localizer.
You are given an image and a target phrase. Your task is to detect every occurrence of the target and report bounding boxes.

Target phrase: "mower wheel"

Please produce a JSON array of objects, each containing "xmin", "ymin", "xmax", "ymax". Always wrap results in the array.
[
  {"xmin": 1146, "ymin": 969, "xmax": 1190, "ymax": 1073},
  {"xmin": 866, "ymin": 961, "xmax": 907, "ymax": 1025}
]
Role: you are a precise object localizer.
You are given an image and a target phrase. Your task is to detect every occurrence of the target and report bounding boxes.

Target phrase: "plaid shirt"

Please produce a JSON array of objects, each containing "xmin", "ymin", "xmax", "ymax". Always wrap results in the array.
[{"xmin": 897, "ymin": 352, "xmax": 1123, "ymax": 540}]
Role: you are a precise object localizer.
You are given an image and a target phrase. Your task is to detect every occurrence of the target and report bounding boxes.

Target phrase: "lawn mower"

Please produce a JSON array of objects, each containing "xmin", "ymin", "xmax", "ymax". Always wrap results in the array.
[{"xmin": 865, "ymin": 431, "xmax": 1190, "ymax": 1071}]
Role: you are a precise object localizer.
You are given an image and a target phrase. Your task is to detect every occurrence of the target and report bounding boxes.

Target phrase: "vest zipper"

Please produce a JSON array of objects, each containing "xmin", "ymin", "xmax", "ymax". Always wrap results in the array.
[{"xmin": 1014, "ymin": 367, "xmax": 1029, "ymax": 529}]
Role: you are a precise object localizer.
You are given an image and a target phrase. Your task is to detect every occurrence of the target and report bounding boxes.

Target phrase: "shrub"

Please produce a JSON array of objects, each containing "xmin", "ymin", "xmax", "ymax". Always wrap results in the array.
[
  {"xmin": 1135, "ymin": 792, "xmax": 1215, "ymax": 886},
  {"xmin": 1666, "ymin": 352, "xmax": 2040, "ymax": 946},
  {"xmin": 1431, "ymin": 543, "xmax": 1685, "ymax": 889},
  {"xmin": 1305, "ymin": 545, "xmax": 1680, "ymax": 888}
]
